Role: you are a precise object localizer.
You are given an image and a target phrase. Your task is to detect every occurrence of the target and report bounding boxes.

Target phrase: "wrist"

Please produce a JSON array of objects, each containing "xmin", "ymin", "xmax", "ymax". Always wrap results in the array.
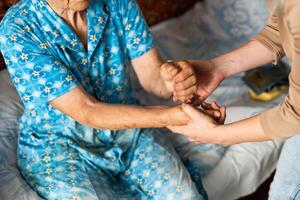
[
  {"xmin": 162, "ymin": 106, "xmax": 190, "ymax": 126},
  {"xmin": 192, "ymin": 59, "xmax": 226, "ymax": 82},
  {"xmin": 211, "ymin": 55, "xmax": 241, "ymax": 79},
  {"xmin": 212, "ymin": 124, "xmax": 237, "ymax": 146}
]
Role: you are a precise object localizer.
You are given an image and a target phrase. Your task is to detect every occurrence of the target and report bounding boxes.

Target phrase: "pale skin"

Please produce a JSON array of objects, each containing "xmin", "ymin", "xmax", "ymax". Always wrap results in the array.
[
  {"xmin": 48, "ymin": 0, "xmax": 221, "ymax": 130},
  {"xmin": 169, "ymin": 40, "xmax": 275, "ymax": 146}
]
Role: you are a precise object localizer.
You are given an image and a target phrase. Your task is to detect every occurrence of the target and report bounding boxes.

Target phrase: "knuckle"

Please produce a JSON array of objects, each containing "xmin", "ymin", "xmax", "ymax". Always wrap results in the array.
[
  {"xmin": 191, "ymin": 76, "xmax": 197, "ymax": 84},
  {"xmin": 187, "ymin": 65, "xmax": 193, "ymax": 71},
  {"xmin": 192, "ymin": 86, "xmax": 197, "ymax": 92}
]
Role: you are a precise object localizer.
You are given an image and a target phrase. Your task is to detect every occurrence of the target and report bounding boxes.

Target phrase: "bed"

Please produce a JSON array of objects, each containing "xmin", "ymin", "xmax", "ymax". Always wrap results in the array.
[
  {"xmin": 0, "ymin": 0, "xmax": 284, "ymax": 199},
  {"xmin": 147, "ymin": 1, "xmax": 285, "ymax": 199}
]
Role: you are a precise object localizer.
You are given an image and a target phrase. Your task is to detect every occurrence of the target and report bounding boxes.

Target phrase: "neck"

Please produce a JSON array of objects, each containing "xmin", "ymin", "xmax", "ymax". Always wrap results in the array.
[{"xmin": 46, "ymin": 0, "xmax": 90, "ymax": 13}]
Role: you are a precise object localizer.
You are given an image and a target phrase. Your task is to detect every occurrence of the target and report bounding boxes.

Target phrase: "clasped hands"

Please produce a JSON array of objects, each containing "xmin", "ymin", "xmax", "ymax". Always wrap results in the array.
[{"xmin": 160, "ymin": 60, "xmax": 226, "ymax": 144}]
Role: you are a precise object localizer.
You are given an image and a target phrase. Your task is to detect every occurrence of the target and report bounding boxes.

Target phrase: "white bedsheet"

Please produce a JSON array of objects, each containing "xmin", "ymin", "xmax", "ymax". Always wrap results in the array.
[
  {"xmin": 147, "ymin": 0, "xmax": 284, "ymax": 199},
  {"xmin": 0, "ymin": 0, "xmax": 285, "ymax": 199}
]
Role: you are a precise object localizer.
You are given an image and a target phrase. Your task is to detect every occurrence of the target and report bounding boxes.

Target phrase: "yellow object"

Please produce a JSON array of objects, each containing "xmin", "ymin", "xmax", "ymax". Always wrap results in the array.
[{"xmin": 249, "ymin": 86, "xmax": 288, "ymax": 102}]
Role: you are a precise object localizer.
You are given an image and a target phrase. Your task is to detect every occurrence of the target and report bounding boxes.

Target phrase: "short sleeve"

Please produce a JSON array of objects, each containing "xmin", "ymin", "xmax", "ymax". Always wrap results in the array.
[
  {"xmin": 118, "ymin": 0, "xmax": 154, "ymax": 60},
  {"xmin": 0, "ymin": 32, "xmax": 79, "ymax": 109}
]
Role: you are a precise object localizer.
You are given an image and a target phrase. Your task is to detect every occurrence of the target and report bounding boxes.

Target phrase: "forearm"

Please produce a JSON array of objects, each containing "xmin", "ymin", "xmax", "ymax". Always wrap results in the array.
[
  {"xmin": 132, "ymin": 49, "xmax": 172, "ymax": 99},
  {"xmin": 215, "ymin": 114, "xmax": 271, "ymax": 146},
  {"xmin": 211, "ymin": 40, "xmax": 274, "ymax": 78},
  {"xmin": 51, "ymin": 86, "xmax": 188, "ymax": 130},
  {"xmin": 83, "ymin": 102, "xmax": 188, "ymax": 130},
  {"xmin": 148, "ymin": 67, "xmax": 173, "ymax": 99}
]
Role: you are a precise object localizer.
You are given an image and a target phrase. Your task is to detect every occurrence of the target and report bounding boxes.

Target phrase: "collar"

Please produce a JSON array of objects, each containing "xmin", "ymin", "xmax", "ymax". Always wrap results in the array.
[{"xmin": 31, "ymin": 0, "xmax": 108, "ymax": 60}]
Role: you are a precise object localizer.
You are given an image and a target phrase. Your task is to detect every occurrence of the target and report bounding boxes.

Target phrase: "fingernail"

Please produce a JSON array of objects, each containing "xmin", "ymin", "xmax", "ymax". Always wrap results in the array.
[{"xmin": 214, "ymin": 112, "xmax": 220, "ymax": 118}]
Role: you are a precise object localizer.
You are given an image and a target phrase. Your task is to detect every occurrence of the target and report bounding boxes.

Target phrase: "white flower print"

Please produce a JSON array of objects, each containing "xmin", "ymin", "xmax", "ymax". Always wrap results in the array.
[
  {"xmin": 24, "ymin": 26, "xmax": 31, "ymax": 32},
  {"xmin": 98, "ymin": 16, "xmax": 104, "ymax": 24},
  {"xmin": 40, "ymin": 43, "xmax": 47, "ymax": 49},
  {"xmin": 133, "ymin": 37, "xmax": 141, "ymax": 44},
  {"xmin": 125, "ymin": 24, "xmax": 132, "ymax": 30},
  {"xmin": 9, "ymin": 35, "xmax": 17, "ymax": 41},
  {"xmin": 90, "ymin": 35, "xmax": 97, "ymax": 42},
  {"xmin": 71, "ymin": 39, "xmax": 78, "ymax": 46},
  {"xmin": 20, "ymin": 53, "xmax": 28, "ymax": 60}
]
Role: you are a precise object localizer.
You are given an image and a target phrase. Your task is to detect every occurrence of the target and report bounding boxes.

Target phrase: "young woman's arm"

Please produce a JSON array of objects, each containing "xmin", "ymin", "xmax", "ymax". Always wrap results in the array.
[
  {"xmin": 184, "ymin": 40, "xmax": 275, "ymax": 103},
  {"xmin": 167, "ymin": 104, "xmax": 270, "ymax": 146}
]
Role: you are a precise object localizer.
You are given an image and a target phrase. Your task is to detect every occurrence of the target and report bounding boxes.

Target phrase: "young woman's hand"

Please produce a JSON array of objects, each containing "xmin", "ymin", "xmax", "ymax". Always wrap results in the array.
[
  {"xmin": 167, "ymin": 103, "xmax": 226, "ymax": 144},
  {"xmin": 160, "ymin": 60, "xmax": 198, "ymax": 103},
  {"xmin": 190, "ymin": 60, "xmax": 226, "ymax": 105},
  {"xmin": 201, "ymin": 101, "xmax": 226, "ymax": 124}
]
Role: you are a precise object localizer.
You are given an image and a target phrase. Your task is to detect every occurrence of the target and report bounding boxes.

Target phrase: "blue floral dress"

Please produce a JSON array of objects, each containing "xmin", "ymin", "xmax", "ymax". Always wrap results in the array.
[{"xmin": 0, "ymin": 0, "xmax": 207, "ymax": 199}]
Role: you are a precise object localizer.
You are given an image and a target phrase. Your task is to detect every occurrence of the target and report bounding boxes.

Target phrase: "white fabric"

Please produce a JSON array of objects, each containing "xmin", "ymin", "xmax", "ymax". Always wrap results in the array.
[{"xmin": 146, "ymin": 0, "xmax": 284, "ymax": 199}]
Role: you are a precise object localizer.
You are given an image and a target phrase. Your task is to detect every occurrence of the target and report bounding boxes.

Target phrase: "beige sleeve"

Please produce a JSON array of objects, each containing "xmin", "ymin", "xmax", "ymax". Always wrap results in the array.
[
  {"xmin": 252, "ymin": 8, "xmax": 285, "ymax": 64},
  {"xmin": 259, "ymin": 0, "xmax": 300, "ymax": 139}
]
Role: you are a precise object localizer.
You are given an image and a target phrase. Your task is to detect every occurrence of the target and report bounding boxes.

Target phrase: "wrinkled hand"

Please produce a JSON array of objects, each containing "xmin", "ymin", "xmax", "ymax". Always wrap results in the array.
[
  {"xmin": 160, "ymin": 61, "xmax": 197, "ymax": 103},
  {"xmin": 167, "ymin": 103, "xmax": 226, "ymax": 144}
]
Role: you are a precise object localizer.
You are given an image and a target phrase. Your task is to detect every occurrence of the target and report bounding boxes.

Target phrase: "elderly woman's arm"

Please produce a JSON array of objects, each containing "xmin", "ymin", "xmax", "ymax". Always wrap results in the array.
[
  {"xmin": 50, "ymin": 47, "xmax": 200, "ymax": 130},
  {"xmin": 50, "ymin": 86, "xmax": 190, "ymax": 130}
]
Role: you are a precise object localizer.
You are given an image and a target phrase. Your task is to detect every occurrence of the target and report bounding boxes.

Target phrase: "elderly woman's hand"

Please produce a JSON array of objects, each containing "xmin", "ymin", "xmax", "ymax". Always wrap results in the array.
[
  {"xmin": 167, "ymin": 103, "xmax": 226, "ymax": 144},
  {"xmin": 160, "ymin": 60, "xmax": 198, "ymax": 103}
]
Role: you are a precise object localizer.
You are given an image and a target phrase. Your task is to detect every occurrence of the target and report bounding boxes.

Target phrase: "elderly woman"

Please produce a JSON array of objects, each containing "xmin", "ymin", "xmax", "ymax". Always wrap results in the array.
[
  {"xmin": 169, "ymin": 0, "xmax": 300, "ymax": 198},
  {"xmin": 0, "ymin": 0, "xmax": 225, "ymax": 199}
]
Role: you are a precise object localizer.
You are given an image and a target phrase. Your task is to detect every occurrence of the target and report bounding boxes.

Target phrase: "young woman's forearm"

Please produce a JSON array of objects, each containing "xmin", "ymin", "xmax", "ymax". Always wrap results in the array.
[
  {"xmin": 211, "ymin": 40, "xmax": 275, "ymax": 78},
  {"xmin": 215, "ymin": 114, "xmax": 271, "ymax": 145}
]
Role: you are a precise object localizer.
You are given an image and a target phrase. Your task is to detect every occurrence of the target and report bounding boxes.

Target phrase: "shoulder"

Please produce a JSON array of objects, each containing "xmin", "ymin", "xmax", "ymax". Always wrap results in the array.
[{"xmin": 0, "ymin": 1, "xmax": 31, "ymax": 35}]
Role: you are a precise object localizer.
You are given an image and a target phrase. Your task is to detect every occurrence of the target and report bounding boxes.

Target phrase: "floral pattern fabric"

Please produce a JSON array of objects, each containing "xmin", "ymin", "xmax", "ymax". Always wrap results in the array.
[{"xmin": 0, "ymin": 0, "xmax": 207, "ymax": 199}]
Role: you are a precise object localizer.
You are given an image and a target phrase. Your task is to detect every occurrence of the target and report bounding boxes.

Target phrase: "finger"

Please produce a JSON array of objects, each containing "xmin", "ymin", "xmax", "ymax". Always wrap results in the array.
[
  {"xmin": 202, "ymin": 101, "xmax": 214, "ymax": 110},
  {"xmin": 174, "ymin": 86, "xmax": 197, "ymax": 98},
  {"xmin": 174, "ymin": 76, "xmax": 197, "ymax": 91},
  {"xmin": 196, "ymin": 87, "xmax": 210, "ymax": 102},
  {"xmin": 202, "ymin": 109, "xmax": 221, "ymax": 119},
  {"xmin": 167, "ymin": 125, "xmax": 182, "ymax": 133},
  {"xmin": 177, "ymin": 94, "xmax": 194, "ymax": 104},
  {"xmin": 177, "ymin": 96, "xmax": 194, "ymax": 104},
  {"xmin": 185, "ymin": 94, "xmax": 194, "ymax": 104},
  {"xmin": 191, "ymin": 96, "xmax": 203, "ymax": 107},
  {"xmin": 217, "ymin": 106, "xmax": 226, "ymax": 124},
  {"xmin": 181, "ymin": 103, "xmax": 203, "ymax": 119},
  {"xmin": 211, "ymin": 101, "xmax": 220, "ymax": 110},
  {"xmin": 161, "ymin": 63, "xmax": 180, "ymax": 81},
  {"xmin": 173, "ymin": 95, "xmax": 178, "ymax": 102},
  {"xmin": 174, "ymin": 62, "xmax": 195, "ymax": 83},
  {"xmin": 174, "ymin": 70, "xmax": 194, "ymax": 83}
]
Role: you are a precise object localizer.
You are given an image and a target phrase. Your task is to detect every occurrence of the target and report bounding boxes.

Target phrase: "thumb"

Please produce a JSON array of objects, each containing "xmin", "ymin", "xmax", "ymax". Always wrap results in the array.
[{"xmin": 181, "ymin": 104, "xmax": 202, "ymax": 119}]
